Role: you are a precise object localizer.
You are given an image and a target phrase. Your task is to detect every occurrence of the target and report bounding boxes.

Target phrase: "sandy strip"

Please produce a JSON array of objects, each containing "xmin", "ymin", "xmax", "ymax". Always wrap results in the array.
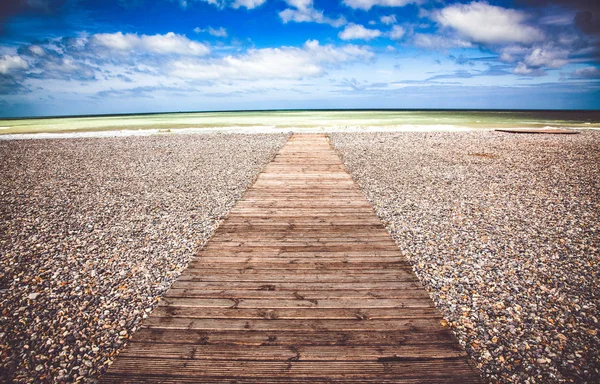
[
  {"xmin": 1, "ymin": 124, "xmax": 592, "ymax": 141},
  {"xmin": 0, "ymin": 125, "xmax": 481, "ymax": 140}
]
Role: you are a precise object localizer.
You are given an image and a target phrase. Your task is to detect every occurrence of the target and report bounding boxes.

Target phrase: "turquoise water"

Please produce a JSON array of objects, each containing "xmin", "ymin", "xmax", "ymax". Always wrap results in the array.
[{"xmin": 1, "ymin": 110, "xmax": 599, "ymax": 135}]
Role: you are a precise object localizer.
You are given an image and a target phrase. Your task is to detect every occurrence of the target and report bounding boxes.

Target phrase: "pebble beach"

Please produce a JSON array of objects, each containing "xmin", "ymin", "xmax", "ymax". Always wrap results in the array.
[
  {"xmin": 0, "ymin": 130, "xmax": 598, "ymax": 383},
  {"xmin": 0, "ymin": 133, "xmax": 288, "ymax": 382},
  {"xmin": 330, "ymin": 131, "xmax": 600, "ymax": 383}
]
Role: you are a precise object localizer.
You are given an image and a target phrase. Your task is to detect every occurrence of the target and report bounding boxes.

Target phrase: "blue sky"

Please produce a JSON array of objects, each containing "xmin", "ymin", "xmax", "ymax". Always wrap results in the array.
[{"xmin": 0, "ymin": 0, "xmax": 599, "ymax": 117}]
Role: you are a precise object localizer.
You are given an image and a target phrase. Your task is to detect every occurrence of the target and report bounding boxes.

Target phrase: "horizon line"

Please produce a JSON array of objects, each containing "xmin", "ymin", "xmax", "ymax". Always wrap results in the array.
[{"xmin": 3, "ymin": 108, "xmax": 600, "ymax": 121}]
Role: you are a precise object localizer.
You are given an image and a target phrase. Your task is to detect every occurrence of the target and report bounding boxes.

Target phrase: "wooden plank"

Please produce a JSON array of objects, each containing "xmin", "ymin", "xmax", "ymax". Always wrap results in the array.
[
  {"xmin": 154, "ymin": 298, "xmax": 433, "ymax": 310},
  {"xmin": 169, "ymin": 281, "xmax": 424, "ymax": 291},
  {"xmin": 102, "ymin": 134, "xmax": 482, "ymax": 383},
  {"xmin": 495, "ymin": 128, "xmax": 579, "ymax": 134},
  {"xmin": 195, "ymin": 250, "xmax": 405, "ymax": 257},
  {"xmin": 144, "ymin": 318, "xmax": 449, "ymax": 332},
  {"xmin": 185, "ymin": 261, "xmax": 413, "ymax": 269},
  {"xmin": 104, "ymin": 359, "xmax": 480, "ymax": 381},
  {"xmin": 189, "ymin": 257, "xmax": 409, "ymax": 263},
  {"xmin": 175, "ymin": 275, "xmax": 419, "ymax": 283},
  {"xmin": 163, "ymin": 289, "xmax": 430, "ymax": 300},
  {"xmin": 127, "ymin": 328, "xmax": 459, "ymax": 346},
  {"xmin": 149, "ymin": 307, "xmax": 441, "ymax": 319},
  {"xmin": 117, "ymin": 343, "xmax": 467, "ymax": 360}
]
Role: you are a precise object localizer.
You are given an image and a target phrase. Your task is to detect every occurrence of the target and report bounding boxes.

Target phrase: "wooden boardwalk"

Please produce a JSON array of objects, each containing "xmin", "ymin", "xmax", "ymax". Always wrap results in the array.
[{"xmin": 102, "ymin": 134, "xmax": 482, "ymax": 383}]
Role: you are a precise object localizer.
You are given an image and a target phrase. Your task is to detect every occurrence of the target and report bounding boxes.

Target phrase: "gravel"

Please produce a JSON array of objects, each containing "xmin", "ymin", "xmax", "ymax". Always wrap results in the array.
[
  {"xmin": 0, "ymin": 133, "xmax": 288, "ymax": 383},
  {"xmin": 330, "ymin": 131, "xmax": 600, "ymax": 384}
]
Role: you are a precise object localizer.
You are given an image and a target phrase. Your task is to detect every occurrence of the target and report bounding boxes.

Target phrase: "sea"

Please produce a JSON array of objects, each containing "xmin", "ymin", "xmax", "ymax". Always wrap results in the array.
[{"xmin": 1, "ymin": 110, "xmax": 599, "ymax": 139}]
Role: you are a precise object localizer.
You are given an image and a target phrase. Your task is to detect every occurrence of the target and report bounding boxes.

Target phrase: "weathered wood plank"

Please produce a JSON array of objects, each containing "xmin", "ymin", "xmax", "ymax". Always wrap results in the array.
[
  {"xmin": 157, "ymin": 298, "xmax": 433, "ymax": 309},
  {"xmin": 127, "ymin": 328, "xmax": 459, "ymax": 346},
  {"xmin": 149, "ymin": 307, "xmax": 441, "ymax": 320},
  {"xmin": 163, "ymin": 288, "xmax": 430, "ymax": 300},
  {"xmin": 117, "ymin": 343, "xmax": 467, "ymax": 360},
  {"xmin": 104, "ymin": 359, "xmax": 480, "ymax": 381},
  {"xmin": 169, "ymin": 281, "xmax": 424, "ymax": 291},
  {"xmin": 186, "ymin": 261, "xmax": 411, "ymax": 268}
]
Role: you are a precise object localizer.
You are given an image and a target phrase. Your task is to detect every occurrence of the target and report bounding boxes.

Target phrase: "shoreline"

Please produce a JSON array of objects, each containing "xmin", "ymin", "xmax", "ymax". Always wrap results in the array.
[{"xmin": 0, "ymin": 124, "xmax": 593, "ymax": 140}]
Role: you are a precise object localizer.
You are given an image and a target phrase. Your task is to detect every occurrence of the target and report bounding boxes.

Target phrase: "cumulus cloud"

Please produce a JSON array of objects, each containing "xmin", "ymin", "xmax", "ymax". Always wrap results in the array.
[
  {"xmin": 513, "ymin": 62, "xmax": 546, "ymax": 76},
  {"xmin": 524, "ymin": 46, "xmax": 569, "ymax": 69},
  {"xmin": 498, "ymin": 45, "xmax": 529, "ymax": 63},
  {"xmin": 3, "ymin": 33, "xmax": 373, "ymax": 90},
  {"xmin": 0, "ymin": 55, "xmax": 29, "ymax": 74},
  {"xmin": 499, "ymin": 44, "xmax": 571, "ymax": 74},
  {"xmin": 339, "ymin": 23, "xmax": 382, "ymax": 40},
  {"xmin": 91, "ymin": 32, "xmax": 210, "ymax": 55},
  {"xmin": 170, "ymin": 40, "xmax": 373, "ymax": 80},
  {"xmin": 28, "ymin": 45, "xmax": 46, "ymax": 56},
  {"xmin": 279, "ymin": 0, "xmax": 346, "ymax": 27},
  {"xmin": 380, "ymin": 15, "xmax": 396, "ymax": 25},
  {"xmin": 504, "ymin": 45, "xmax": 569, "ymax": 76},
  {"xmin": 231, "ymin": 0, "xmax": 266, "ymax": 9},
  {"xmin": 343, "ymin": 0, "xmax": 422, "ymax": 11},
  {"xmin": 389, "ymin": 25, "xmax": 405, "ymax": 40},
  {"xmin": 434, "ymin": 2, "xmax": 545, "ymax": 45},
  {"xmin": 568, "ymin": 66, "xmax": 600, "ymax": 79}
]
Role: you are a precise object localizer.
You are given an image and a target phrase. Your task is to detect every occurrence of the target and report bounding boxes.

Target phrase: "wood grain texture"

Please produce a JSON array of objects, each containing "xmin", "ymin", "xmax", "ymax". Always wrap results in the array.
[{"xmin": 101, "ymin": 134, "xmax": 483, "ymax": 383}]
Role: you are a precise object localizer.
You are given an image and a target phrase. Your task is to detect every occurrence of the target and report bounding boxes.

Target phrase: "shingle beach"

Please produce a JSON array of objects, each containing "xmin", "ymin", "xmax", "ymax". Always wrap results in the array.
[
  {"xmin": 0, "ymin": 133, "xmax": 288, "ymax": 382},
  {"xmin": 1, "ymin": 130, "xmax": 599, "ymax": 383},
  {"xmin": 330, "ymin": 131, "xmax": 600, "ymax": 383}
]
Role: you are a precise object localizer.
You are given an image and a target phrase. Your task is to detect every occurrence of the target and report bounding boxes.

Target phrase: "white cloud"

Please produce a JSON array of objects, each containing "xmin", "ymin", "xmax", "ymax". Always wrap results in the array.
[
  {"xmin": 208, "ymin": 27, "xmax": 228, "ymax": 37},
  {"xmin": 231, "ymin": 0, "xmax": 266, "ymax": 9},
  {"xmin": 498, "ymin": 45, "xmax": 529, "ymax": 63},
  {"xmin": 169, "ymin": 40, "xmax": 372, "ymax": 81},
  {"xmin": 92, "ymin": 32, "xmax": 137, "ymax": 50},
  {"xmin": 28, "ymin": 45, "xmax": 46, "ymax": 56},
  {"xmin": 413, "ymin": 33, "xmax": 472, "ymax": 49},
  {"xmin": 434, "ymin": 2, "xmax": 545, "ymax": 45},
  {"xmin": 177, "ymin": 0, "xmax": 265, "ymax": 9},
  {"xmin": 501, "ymin": 45, "xmax": 570, "ymax": 75},
  {"xmin": 513, "ymin": 62, "xmax": 545, "ymax": 76},
  {"xmin": 571, "ymin": 66, "xmax": 600, "ymax": 79},
  {"xmin": 524, "ymin": 47, "xmax": 569, "ymax": 69},
  {"xmin": 343, "ymin": 0, "xmax": 422, "ymax": 11},
  {"xmin": 279, "ymin": 0, "xmax": 346, "ymax": 27},
  {"xmin": 339, "ymin": 23, "xmax": 382, "ymax": 40},
  {"xmin": 513, "ymin": 63, "xmax": 529, "ymax": 75},
  {"xmin": 284, "ymin": 0, "xmax": 310, "ymax": 7},
  {"xmin": 389, "ymin": 25, "xmax": 405, "ymax": 40},
  {"xmin": 91, "ymin": 32, "xmax": 210, "ymax": 56},
  {"xmin": 0, "ymin": 55, "xmax": 29, "ymax": 74},
  {"xmin": 195, "ymin": 26, "xmax": 228, "ymax": 37},
  {"xmin": 380, "ymin": 15, "xmax": 397, "ymax": 25}
]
